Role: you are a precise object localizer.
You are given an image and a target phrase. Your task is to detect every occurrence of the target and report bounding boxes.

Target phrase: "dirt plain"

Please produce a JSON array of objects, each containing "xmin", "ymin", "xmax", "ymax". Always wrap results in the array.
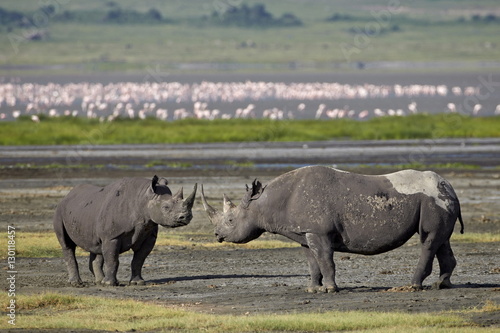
[{"xmin": 1, "ymin": 147, "xmax": 500, "ymax": 330}]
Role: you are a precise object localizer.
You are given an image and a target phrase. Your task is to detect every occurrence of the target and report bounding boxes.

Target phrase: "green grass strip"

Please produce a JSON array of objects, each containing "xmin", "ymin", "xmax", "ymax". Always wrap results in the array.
[
  {"xmin": 1, "ymin": 114, "xmax": 499, "ymax": 145},
  {"xmin": 2, "ymin": 292, "xmax": 491, "ymax": 332}
]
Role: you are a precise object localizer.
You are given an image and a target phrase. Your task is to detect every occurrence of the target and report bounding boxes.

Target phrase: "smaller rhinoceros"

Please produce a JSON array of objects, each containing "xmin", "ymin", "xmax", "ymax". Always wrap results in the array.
[
  {"xmin": 201, "ymin": 166, "xmax": 464, "ymax": 292},
  {"xmin": 53, "ymin": 176, "xmax": 196, "ymax": 286}
]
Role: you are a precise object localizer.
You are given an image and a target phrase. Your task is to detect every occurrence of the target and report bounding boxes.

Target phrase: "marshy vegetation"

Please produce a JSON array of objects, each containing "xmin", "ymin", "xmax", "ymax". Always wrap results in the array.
[{"xmin": 1, "ymin": 114, "xmax": 499, "ymax": 145}]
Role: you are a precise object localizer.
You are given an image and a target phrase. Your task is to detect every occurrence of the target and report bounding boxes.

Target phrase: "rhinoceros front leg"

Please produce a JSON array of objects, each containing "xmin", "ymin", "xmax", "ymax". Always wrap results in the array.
[
  {"xmin": 101, "ymin": 239, "xmax": 120, "ymax": 286},
  {"xmin": 129, "ymin": 230, "xmax": 158, "ymax": 285},
  {"xmin": 89, "ymin": 253, "xmax": 104, "ymax": 284},
  {"xmin": 305, "ymin": 233, "xmax": 338, "ymax": 293},
  {"xmin": 302, "ymin": 245, "xmax": 323, "ymax": 293}
]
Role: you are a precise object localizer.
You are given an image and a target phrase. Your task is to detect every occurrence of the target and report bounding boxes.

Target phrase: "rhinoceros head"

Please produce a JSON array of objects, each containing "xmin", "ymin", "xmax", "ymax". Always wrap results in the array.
[
  {"xmin": 201, "ymin": 180, "xmax": 266, "ymax": 243},
  {"xmin": 147, "ymin": 176, "xmax": 197, "ymax": 228}
]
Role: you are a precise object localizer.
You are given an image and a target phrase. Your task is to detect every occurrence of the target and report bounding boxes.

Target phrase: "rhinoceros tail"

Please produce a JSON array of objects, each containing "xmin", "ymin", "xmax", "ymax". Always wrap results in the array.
[
  {"xmin": 454, "ymin": 196, "xmax": 464, "ymax": 234},
  {"xmin": 458, "ymin": 209, "xmax": 465, "ymax": 234},
  {"xmin": 444, "ymin": 178, "xmax": 464, "ymax": 234}
]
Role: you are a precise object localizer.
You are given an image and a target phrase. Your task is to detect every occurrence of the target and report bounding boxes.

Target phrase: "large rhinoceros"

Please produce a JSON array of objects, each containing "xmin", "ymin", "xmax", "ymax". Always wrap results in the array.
[
  {"xmin": 54, "ymin": 176, "xmax": 197, "ymax": 286},
  {"xmin": 201, "ymin": 166, "xmax": 464, "ymax": 292}
]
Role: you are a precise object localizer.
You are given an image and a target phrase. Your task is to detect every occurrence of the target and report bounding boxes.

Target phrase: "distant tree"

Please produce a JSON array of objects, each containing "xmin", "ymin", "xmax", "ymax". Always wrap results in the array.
[
  {"xmin": 147, "ymin": 8, "xmax": 163, "ymax": 21},
  {"xmin": 471, "ymin": 14, "xmax": 482, "ymax": 22},
  {"xmin": 0, "ymin": 7, "xmax": 24, "ymax": 27},
  {"xmin": 105, "ymin": 8, "xmax": 123, "ymax": 22},
  {"xmin": 103, "ymin": 7, "xmax": 164, "ymax": 24},
  {"xmin": 325, "ymin": 13, "xmax": 352, "ymax": 22},
  {"xmin": 211, "ymin": 3, "xmax": 301, "ymax": 27},
  {"xmin": 278, "ymin": 13, "xmax": 302, "ymax": 27},
  {"xmin": 470, "ymin": 13, "xmax": 499, "ymax": 24},
  {"xmin": 40, "ymin": 5, "xmax": 55, "ymax": 16},
  {"xmin": 484, "ymin": 14, "xmax": 497, "ymax": 22}
]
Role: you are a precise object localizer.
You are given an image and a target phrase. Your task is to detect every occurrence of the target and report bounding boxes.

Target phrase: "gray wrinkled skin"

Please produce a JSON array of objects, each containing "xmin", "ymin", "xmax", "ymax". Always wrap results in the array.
[
  {"xmin": 201, "ymin": 166, "xmax": 464, "ymax": 293},
  {"xmin": 54, "ymin": 176, "xmax": 196, "ymax": 286}
]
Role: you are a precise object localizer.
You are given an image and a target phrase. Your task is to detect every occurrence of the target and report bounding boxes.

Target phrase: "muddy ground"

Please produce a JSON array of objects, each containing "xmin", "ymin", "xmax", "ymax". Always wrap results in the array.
[{"xmin": 1, "ymin": 166, "xmax": 500, "ymax": 328}]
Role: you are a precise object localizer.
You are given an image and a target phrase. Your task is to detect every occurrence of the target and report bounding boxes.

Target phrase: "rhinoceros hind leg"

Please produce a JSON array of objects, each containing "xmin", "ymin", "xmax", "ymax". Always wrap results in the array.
[
  {"xmin": 55, "ymin": 218, "xmax": 82, "ymax": 286},
  {"xmin": 89, "ymin": 253, "xmax": 105, "ymax": 284},
  {"xmin": 60, "ymin": 237, "xmax": 82, "ymax": 285},
  {"xmin": 62, "ymin": 247, "xmax": 82, "ymax": 286},
  {"xmin": 304, "ymin": 233, "xmax": 339, "ymax": 293},
  {"xmin": 302, "ymin": 245, "xmax": 323, "ymax": 293},
  {"xmin": 411, "ymin": 233, "xmax": 440, "ymax": 288},
  {"xmin": 432, "ymin": 240, "xmax": 456, "ymax": 290},
  {"xmin": 101, "ymin": 239, "xmax": 120, "ymax": 286}
]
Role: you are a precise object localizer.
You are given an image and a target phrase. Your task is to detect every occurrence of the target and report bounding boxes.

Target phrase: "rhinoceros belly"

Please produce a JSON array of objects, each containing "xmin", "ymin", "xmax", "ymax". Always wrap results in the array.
[{"xmin": 334, "ymin": 192, "xmax": 420, "ymax": 255}]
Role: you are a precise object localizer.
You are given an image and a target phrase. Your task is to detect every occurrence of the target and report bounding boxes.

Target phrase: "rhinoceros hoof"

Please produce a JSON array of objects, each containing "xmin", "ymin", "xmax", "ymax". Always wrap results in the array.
[
  {"xmin": 69, "ymin": 279, "xmax": 83, "ymax": 287},
  {"xmin": 321, "ymin": 285, "xmax": 339, "ymax": 293},
  {"xmin": 432, "ymin": 280, "xmax": 453, "ymax": 290},
  {"xmin": 129, "ymin": 279, "xmax": 146, "ymax": 286},
  {"xmin": 306, "ymin": 285, "xmax": 338, "ymax": 293},
  {"xmin": 306, "ymin": 286, "xmax": 321, "ymax": 293},
  {"xmin": 410, "ymin": 284, "xmax": 424, "ymax": 291},
  {"xmin": 101, "ymin": 279, "xmax": 118, "ymax": 286}
]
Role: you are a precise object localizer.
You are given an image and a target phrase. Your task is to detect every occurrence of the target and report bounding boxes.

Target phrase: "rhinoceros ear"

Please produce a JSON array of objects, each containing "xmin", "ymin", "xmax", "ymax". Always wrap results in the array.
[
  {"xmin": 241, "ymin": 179, "xmax": 266, "ymax": 208},
  {"xmin": 250, "ymin": 179, "xmax": 266, "ymax": 200},
  {"xmin": 151, "ymin": 175, "xmax": 159, "ymax": 192},
  {"xmin": 158, "ymin": 177, "xmax": 168, "ymax": 186}
]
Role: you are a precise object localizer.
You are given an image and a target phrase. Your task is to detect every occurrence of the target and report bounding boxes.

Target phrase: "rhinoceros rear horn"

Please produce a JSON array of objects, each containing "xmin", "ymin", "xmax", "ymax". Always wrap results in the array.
[
  {"xmin": 200, "ymin": 184, "xmax": 218, "ymax": 224},
  {"xmin": 183, "ymin": 183, "xmax": 197, "ymax": 209},
  {"xmin": 173, "ymin": 187, "xmax": 184, "ymax": 200},
  {"xmin": 223, "ymin": 193, "xmax": 236, "ymax": 213}
]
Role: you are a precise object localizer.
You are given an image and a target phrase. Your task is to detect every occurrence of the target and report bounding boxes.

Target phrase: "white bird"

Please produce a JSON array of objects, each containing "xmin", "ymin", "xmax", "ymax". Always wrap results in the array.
[
  {"xmin": 138, "ymin": 110, "xmax": 146, "ymax": 120},
  {"xmin": 408, "ymin": 102, "xmax": 417, "ymax": 114},
  {"xmin": 315, "ymin": 104, "xmax": 326, "ymax": 119},
  {"xmin": 447, "ymin": 103, "xmax": 456, "ymax": 113},
  {"xmin": 473, "ymin": 104, "xmax": 482, "ymax": 115},
  {"xmin": 358, "ymin": 110, "xmax": 369, "ymax": 119}
]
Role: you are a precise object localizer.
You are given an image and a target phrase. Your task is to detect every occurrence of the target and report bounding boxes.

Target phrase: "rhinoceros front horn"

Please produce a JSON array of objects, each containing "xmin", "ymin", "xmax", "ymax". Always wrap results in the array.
[
  {"xmin": 200, "ymin": 184, "xmax": 218, "ymax": 224},
  {"xmin": 182, "ymin": 183, "xmax": 197, "ymax": 209}
]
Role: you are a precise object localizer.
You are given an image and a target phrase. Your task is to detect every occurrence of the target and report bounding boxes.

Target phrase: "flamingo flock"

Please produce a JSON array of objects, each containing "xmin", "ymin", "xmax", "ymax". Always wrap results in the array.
[{"xmin": 0, "ymin": 80, "xmax": 498, "ymax": 121}]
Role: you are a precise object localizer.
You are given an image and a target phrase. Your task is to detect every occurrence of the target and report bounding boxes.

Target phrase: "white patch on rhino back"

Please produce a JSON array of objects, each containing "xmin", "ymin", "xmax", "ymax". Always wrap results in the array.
[{"xmin": 383, "ymin": 170, "xmax": 450, "ymax": 211}]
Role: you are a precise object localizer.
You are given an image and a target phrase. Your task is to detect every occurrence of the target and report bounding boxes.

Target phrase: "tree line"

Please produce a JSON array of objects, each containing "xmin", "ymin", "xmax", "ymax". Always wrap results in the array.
[{"xmin": 0, "ymin": 3, "xmax": 301, "ymax": 28}]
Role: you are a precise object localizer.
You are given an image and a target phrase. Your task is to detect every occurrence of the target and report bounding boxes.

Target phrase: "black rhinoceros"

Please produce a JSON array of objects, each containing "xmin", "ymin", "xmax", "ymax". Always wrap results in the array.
[
  {"xmin": 201, "ymin": 166, "xmax": 464, "ymax": 292},
  {"xmin": 54, "ymin": 176, "xmax": 196, "ymax": 286}
]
